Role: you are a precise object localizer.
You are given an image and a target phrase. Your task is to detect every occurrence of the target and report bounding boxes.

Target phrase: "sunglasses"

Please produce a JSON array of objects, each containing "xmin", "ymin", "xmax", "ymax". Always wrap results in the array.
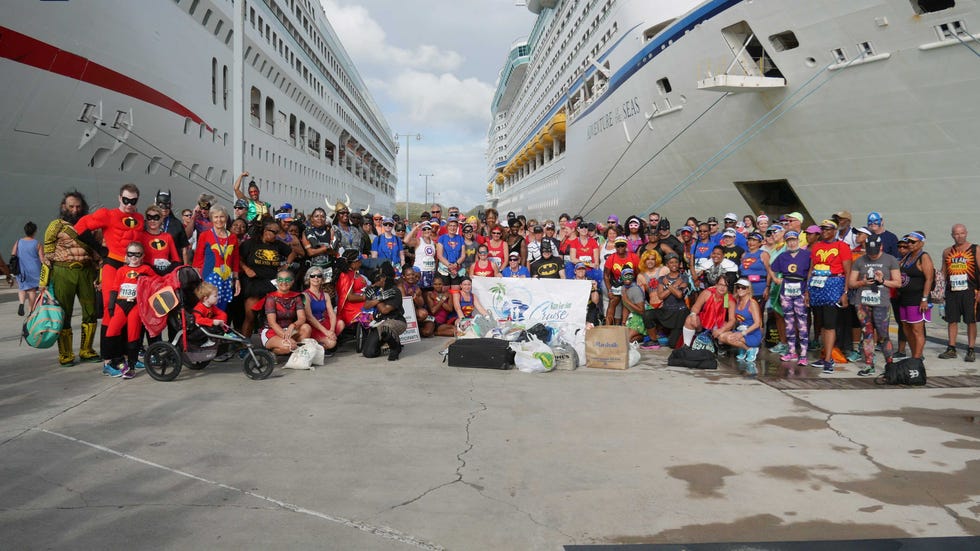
[
  {"xmin": 373, "ymin": 217, "xmax": 382, "ymax": 221},
  {"xmin": 906, "ymin": 239, "xmax": 920, "ymax": 244},
  {"xmin": 422, "ymin": 228, "xmax": 432, "ymax": 232},
  {"xmin": 491, "ymin": 232, "xmax": 502, "ymax": 236},
  {"xmin": 309, "ymin": 274, "xmax": 324, "ymax": 279},
  {"xmin": 126, "ymin": 251, "xmax": 143, "ymax": 258},
  {"xmin": 735, "ymin": 285, "xmax": 748, "ymax": 290},
  {"xmin": 121, "ymin": 196, "xmax": 139, "ymax": 206},
  {"xmin": 383, "ymin": 222, "xmax": 394, "ymax": 227},
  {"xmin": 145, "ymin": 214, "xmax": 162, "ymax": 221},
  {"xmin": 276, "ymin": 277, "xmax": 293, "ymax": 283},
  {"xmin": 615, "ymin": 243, "xmax": 627, "ymax": 247},
  {"xmin": 431, "ymin": 210, "xmax": 441, "ymax": 214},
  {"xmin": 182, "ymin": 213, "xmax": 193, "ymax": 217},
  {"xmin": 479, "ymin": 251, "xmax": 489, "ymax": 255},
  {"xmin": 708, "ymin": 222, "xmax": 718, "ymax": 227}
]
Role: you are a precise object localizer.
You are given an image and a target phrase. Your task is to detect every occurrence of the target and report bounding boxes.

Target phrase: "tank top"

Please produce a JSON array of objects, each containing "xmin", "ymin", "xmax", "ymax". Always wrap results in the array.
[
  {"xmin": 414, "ymin": 238, "xmax": 437, "ymax": 272},
  {"xmin": 304, "ymin": 289, "xmax": 327, "ymax": 322},
  {"xmin": 471, "ymin": 260, "xmax": 496, "ymax": 277},
  {"xmin": 486, "ymin": 240, "xmax": 507, "ymax": 268},
  {"xmin": 735, "ymin": 299, "xmax": 761, "ymax": 340},
  {"xmin": 459, "ymin": 293, "xmax": 475, "ymax": 318},
  {"xmin": 899, "ymin": 251, "xmax": 929, "ymax": 306},
  {"xmin": 740, "ymin": 249, "xmax": 767, "ymax": 296}
]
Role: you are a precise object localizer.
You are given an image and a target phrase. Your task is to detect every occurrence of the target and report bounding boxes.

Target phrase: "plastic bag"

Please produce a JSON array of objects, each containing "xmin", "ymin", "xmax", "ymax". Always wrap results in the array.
[
  {"xmin": 284, "ymin": 343, "xmax": 317, "ymax": 370},
  {"xmin": 628, "ymin": 341, "xmax": 641, "ymax": 367},
  {"xmin": 511, "ymin": 337, "xmax": 555, "ymax": 373},
  {"xmin": 551, "ymin": 341, "xmax": 579, "ymax": 370},
  {"xmin": 302, "ymin": 338, "xmax": 326, "ymax": 366}
]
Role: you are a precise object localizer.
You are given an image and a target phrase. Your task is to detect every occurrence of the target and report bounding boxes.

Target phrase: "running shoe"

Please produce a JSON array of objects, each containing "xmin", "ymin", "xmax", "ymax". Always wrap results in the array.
[
  {"xmin": 846, "ymin": 349, "xmax": 863, "ymax": 363},
  {"xmin": 745, "ymin": 347, "xmax": 759, "ymax": 363},
  {"xmin": 811, "ymin": 358, "xmax": 827, "ymax": 369},
  {"xmin": 102, "ymin": 364, "xmax": 123, "ymax": 377},
  {"xmin": 640, "ymin": 342, "xmax": 661, "ymax": 350},
  {"xmin": 121, "ymin": 364, "xmax": 135, "ymax": 379},
  {"xmin": 735, "ymin": 348, "xmax": 747, "ymax": 361},
  {"xmin": 966, "ymin": 349, "xmax": 976, "ymax": 363},
  {"xmin": 857, "ymin": 366, "xmax": 876, "ymax": 377},
  {"xmin": 938, "ymin": 347, "xmax": 957, "ymax": 359},
  {"xmin": 770, "ymin": 343, "xmax": 789, "ymax": 355},
  {"xmin": 797, "ymin": 357, "xmax": 809, "ymax": 367},
  {"xmin": 17, "ymin": 303, "xmax": 25, "ymax": 316},
  {"xmin": 657, "ymin": 336, "xmax": 670, "ymax": 347},
  {"xmin": 779, "ymin": 352, "xmax": 798, "ymax": 362},
  {"xmin": 821, "ymin": 361, "xmax": 836, "ymax": 374},
  {"xmin": 892, "ymin": 351, "xmax": 909, "ymax": 360}
]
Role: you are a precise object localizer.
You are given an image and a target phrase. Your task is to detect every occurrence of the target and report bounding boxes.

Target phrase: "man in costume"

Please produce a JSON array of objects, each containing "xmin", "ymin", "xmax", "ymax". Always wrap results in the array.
[{"xmin": 39, "ymin": 191, "xmax": 100, "ymax": 366}]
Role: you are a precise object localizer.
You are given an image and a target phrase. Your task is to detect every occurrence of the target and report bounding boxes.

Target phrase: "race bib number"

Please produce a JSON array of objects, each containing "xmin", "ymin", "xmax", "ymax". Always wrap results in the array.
[
  {"xmin": 579, "ymin": 255, "xmax": 592, "ymax": 265},
  {"xmin": 153, "ymin": 258, "xmax": 171, "ymax": 271},
  {"xmin": 860, "ymin": 288, "xmax": 881, "ymax": 306},
  {"xmin": 747, "ymin": 274, "xmax": 761, "ymax": 282},
  {"xmin": 611, "ymin": 285, "xmax": 622, "ymax": 296},
  {"xmin": 119, "ymin": 283, "xmax": 138, "ymax": 299},
  {"xmin": 784, "ymin": 282, "xmax": 802, "ymax": 297},
  {"xmin": 437, "ymin": 263, "xmax": 449, "ymax": 276},
  {"xmin": 950, "ymin": 273, "xmax": 969, "ymax": 292},
  {"xmin": 422, "ymin": 257, "xmax": 436, "ymax": 271},
  {"xmin": 810, "ymin": 275, "xmax": 827, "ymax": 289}
]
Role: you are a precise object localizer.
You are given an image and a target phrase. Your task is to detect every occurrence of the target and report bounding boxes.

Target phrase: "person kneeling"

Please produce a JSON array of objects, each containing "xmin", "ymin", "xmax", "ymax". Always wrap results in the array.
[{"xmin": 263, "ymin": 270, "xmax": 311, "ymax": 355}]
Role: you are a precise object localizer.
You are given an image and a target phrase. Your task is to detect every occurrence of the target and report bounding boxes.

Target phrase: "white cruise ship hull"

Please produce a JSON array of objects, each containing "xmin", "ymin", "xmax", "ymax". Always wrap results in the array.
[
  {"xmin": 1, "ymin": 0, "xmax": 396, "ymax": 248},
  {"xmin": 490, "ymin": 0, "xmax": 980, "ymax": 241}
]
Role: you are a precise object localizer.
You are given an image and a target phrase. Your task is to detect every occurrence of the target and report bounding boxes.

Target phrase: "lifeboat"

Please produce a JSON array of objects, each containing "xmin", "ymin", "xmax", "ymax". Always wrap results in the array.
[{"xmin": 547, "ymin": 111, "xmax": 567, "ymax": 139}]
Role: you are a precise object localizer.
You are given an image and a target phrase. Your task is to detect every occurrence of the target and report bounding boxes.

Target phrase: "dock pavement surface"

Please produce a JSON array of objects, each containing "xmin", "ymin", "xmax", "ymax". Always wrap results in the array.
[{"xmin": 1, "ymin": 287, "xmax": 978, "ymax": 550}]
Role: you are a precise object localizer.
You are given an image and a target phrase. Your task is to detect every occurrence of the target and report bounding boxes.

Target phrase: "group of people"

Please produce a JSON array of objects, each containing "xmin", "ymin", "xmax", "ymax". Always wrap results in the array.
[{"xmin": 12, "ymin": 171, "xmax": 971, "ymax": 379}]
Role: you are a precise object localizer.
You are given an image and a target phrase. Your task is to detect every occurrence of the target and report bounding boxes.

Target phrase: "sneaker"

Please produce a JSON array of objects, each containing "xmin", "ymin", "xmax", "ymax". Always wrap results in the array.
[
  {"xmin": 938, "ymin": 347, "xmax": 957, "ymax": 360},
  {"xmin": 797, "ymin": 357, "xmax": 809, "ymax": 367},
  {"xmin": 745, "ymin": 347, "xmax": 759, "ymax": 362},
  {"xmin": 202, "ymin": 339, "xmax": 217, "ymax": 348},
  {"xmin": 893, "ymin": 351, "xmax": 909, "ymax": 360},
  {"xmin": 134, "ymin": 360, "xmax": 144, "ymax": 370},
  {"xmin": 657, "ymin": 336, "xmax": 670, "ymax": 347},
  {"xmin": 121, "ymin": 365, "xmax": 135, "ymax": 379},
  {"xmin": 857, "ymin": 366, "xmax": 876, "ymax": 377},
  {"xmin": 780, "ymin": 352, "xmax": 799, "ymax": 362},
  {"xmin": 640, "ymin": 343, "xmax": 660, "ymax": 350},
  {"xmin": 323, "ymin": 347, "xmax": 335, "ymax": 358},
  {"xmin": 822, "ymin": 361, "xmax": 836, "ymax": 374},
  {"xmin": 811, "ymin": 358, "xmax": 828, "ymax": 369},
  {"xmin": 770, "ymin": 343, "xmax": 789, "ymax": 355},
  {"xmin": 846, "ymin": 349, "xmax": 863, "ymax": 363},
  {"xmin": 736, "ymin": 348, "xmax": 747, "ymax": 361},
  {"xmin": 17, "ymin": 303, "xmax": 25, "ymax": 316},
  {"xmin": 102, "ymin": 364, "xmax": 123, "ymax": 377},
  {"xmin": 966, "ymin": 349, "xmax": 976, "ymax": 363}
]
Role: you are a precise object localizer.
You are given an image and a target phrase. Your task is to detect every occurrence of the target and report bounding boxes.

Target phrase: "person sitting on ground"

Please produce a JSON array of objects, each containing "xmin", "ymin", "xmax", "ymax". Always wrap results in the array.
[
  {"xmin": 398, "ymin": 266, "xmax": 427, "ymax": 334},
  {"xmin": 683, "ymin": 273, "xmax": 736, "ymax": 347},
  {"xmin": 335, "ymin": 250, "xmax": 369, "ymax": 330},
  {"xmin": 643, "ymin": 253, "xmax": 691, "ymax": 348},
  {"xmin": 302, "ymin": 266, "xmax": 339, "ymax": 352},
  {"xmin": 573, "ymin": 262, "xmax": 603, "ymax": 325},
  {"xmin": 715, "ymin": 278, "xmax": 764, "ymax": 364},
  {"xmin": 363, "ymin": 262, "xmax": 407, "ymax": 361},
  {"xmin": 694, "ymin": 246, "xmax": 738, "ymax": 290},
  {"xmin": 423, "ymin": 274, "xmax": 458, "ymax": 338},
  {"xmin": 262, "ymin": 269, "xmax": 312, "ymax": 355},
  {"xmin": 619, "ymin": 268, "xmax": 647, "ymax": 344},
  {"xmin": 453, "ymin": 277, "xmax": 488, "ymax": 333}
]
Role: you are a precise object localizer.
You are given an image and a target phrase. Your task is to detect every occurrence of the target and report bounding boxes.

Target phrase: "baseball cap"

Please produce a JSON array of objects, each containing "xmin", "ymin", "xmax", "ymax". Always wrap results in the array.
[
  {"xmin": 234, "ymin": 199, "xmax": 248, "ymax": 209},
  {"xmin": 446, "ymin": 216, "xmax": 458, "ymax": 223},
  {"xmin": 533, "ymin": 225, "xmax": 543, "ymax": 233},
  {"xmin": 784, "ymin": 231, "xmax": 800, "ymax": 239},
  {"xmin": 280, "ymin": 203, "xmax": 293, "ymax": 211},
  {"xmin": 382, "ymin": 217, "xmax": 394, "ymax": 224},
  {"xmin": 509, "ymin": 251, "xmax": 520, "ymax": 259},
  {"xmin": 805, "ymin": 225, "xmax": 822, "ymax": 233},
  {"xmin": 866, "ymin": 234, "xmax": 883, "ymax": 255},
  {"xmin": 544, "ymin": 222, "xmax": 555, "ymax": 230},
  {"xmin": 867, "ymin": 211, "xmax": 883, "ymax": 225},
  {"xmin": 680, "ymin": 226, "xmax": 694, "ymax": 234},
  {"xmin": 607, "ymin": 214, "xmax": 619, "ymax": 224},
  {"xmin": 756, "ymin": 214, "xmax": 769, "ymax": 223},
  {"xmin": 787, "ymin": 212, "xmax": 804, "ymax": 222},
  {"xmin": 854, "ymin": 226, "xmax": 872, "ymax": 236},
  {"xmin": 820, "ymin": 219, "xmax": 838, "ymax": 229},
  {"xmin": 768, "ymin": 224, "xmax": 784, "ymax": 232},
  {"xmin": 724, "ymin": 212, "xmax": 737, "ymax": 221},
  {"xmin": 627, "ymin": 219, "xmax": 640, "ymax": 227},
  {"xmin": 722, "ymin": 228, "xmax": 737, "ymax": 237},
  {"xmin": 747, "ymin": 232, "xmax": 763, "ymax": 241},
  {"xmin": 735, "ymin": 278, "xmax": 751, "ymax": 287},
  {"xmin": 621, "ymin": 267, "xmax": 635, "ymax": 278},
  {"xmin": 706, "ymin": 216, "xmax": 718, "ymax": 224},
  {"xmin": 614, "ymin": 236, "xmax": 628, "ymax": 245},
  {"xmin": 834, "ymin": 210, "xmax": 852, "ymax": 221},
  {"xmin": 575, "ymin": 262, "xmax": 587, "ymax": 270}
]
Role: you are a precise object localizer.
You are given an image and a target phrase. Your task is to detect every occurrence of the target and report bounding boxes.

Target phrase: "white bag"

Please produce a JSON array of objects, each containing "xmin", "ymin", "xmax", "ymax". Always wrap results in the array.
[
  {"xmin": 283, "ymin": 343, "xmax": 316, "ymax": 370},
  {"xmin": 628, "ymin": 342, "xmax": 641, "ymax": 368},
  {"xmin": 302, "ymin": 338, "xmax": 326, "ymax": 365},
  {"xmin": 510, "ymin": 337, "xmax": 555, "ymax": 373}
]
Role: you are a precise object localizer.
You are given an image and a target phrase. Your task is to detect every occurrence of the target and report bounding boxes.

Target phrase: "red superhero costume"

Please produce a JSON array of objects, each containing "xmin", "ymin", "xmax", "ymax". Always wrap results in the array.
[
  {"xmin": 193, "ymin": 301, "xmax": 228, "ymax": 327},
  {"xmin": 335, "ymin": 270, "xmax": 367, "ymax": 327},
  {"xmin": 142, "ymin": 231, "xmax": 181, "ymax": 274},
  {"xmin": 106, "ymin": 263, "xmax": 156, "ymax": 342},
  {"xmin": 75, "ymin": 207, "xmax": 145, "ymax": 310}
]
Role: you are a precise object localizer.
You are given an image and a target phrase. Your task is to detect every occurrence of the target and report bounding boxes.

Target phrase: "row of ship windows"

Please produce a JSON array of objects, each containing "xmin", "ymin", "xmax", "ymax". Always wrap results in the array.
[{"xmin": 249, "ymin": 86, "xmax": 335, "ymax": 163}]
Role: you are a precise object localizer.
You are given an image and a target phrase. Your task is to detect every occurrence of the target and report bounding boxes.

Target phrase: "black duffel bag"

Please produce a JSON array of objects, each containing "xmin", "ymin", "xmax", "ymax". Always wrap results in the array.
[
  {"xmin": 667, "ymin": 346, "xmax": 718, "ymax": 370},
  {"xmin": 877, "ymin": 357, "xmax": 927, "ymax": 386},
  {"xmin": 447, "ymin": 338, "xmax": 514, "ymax": 369}
]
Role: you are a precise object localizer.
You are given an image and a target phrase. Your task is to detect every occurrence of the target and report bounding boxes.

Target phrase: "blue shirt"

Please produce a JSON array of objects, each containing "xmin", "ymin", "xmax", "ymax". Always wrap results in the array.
[
  {"xmin": 372, "ymin": 234, "xmax": 403, "ymax": 263},
  {"xmin": 502, "ymin": 265, "xmax": 530, "ymax": 278},
  {"xmin": 437, "ymin": 234, "xmax": 464, "ymax": 264}
]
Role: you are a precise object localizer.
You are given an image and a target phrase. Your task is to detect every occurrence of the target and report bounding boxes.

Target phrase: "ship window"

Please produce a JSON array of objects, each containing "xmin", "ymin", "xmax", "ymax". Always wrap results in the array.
[
  {"xmin": 202, "ymin": 9, "xmax": 212, "ymax": 27},
  {"xmin": 189, "ymin": 0, "xmax": 199, "ymax": 16},
  {"xmin": 657, "ymin": 77, "xmax": 672, "ymax": 95},
  {"xmin": 89, "ymin": 148, "xmax": 111, "ymax": 168},
  {"xmin": 214, "ymin": 19, "xmax": 223, "ymax": 36},
  {"xmin": 858, "ymin": 41, "xmax": 876, "ymax": 56},
  {"xmin": 250, "ymin": 87, "xmax": 261, "ymax": 126},
  {"xmin": 171, "ymin": 161, "xmax": 184, "ymax": 177},
  {"xmin": 734, "ymin": 179, "xmax": 813, "ymax": 227},
  {"xmin": 121, "ymin": 152, "xmax": 139, "ymax": 171},
  {"xmin": 832, "ymin": 47, "xmax": 847, "ymax": 63},
  {"xmin": 184, "ymin": 118, "xmax": 193, "ymax": 134},
  {"xmin": 265, "ymin": 97, "xmax": 275, "ymax": 134},
  {"xmin": 191, "ymin": 163, "xmax": 200, "ymax": 177},
  {"xmin": 222, "ymin": 65, "xmax": 229, "ymax": 110},
  {"xmin": 148, "ymin": 157, "xmax": 164, "ymax": 175},
  {"xmin": 769, "ymin": 31, "xmax": 800, "ymax": 52},
  {"xmin": 220, "ymin": 170, "xmax": 228, "ymax": 186},
  {"xmin": 211, "ymin": 58, "xmax": 217, "ymax": 105},
  {"xmin": 910, "ymin": 0, "xmax": 955, "ymax": 14}
]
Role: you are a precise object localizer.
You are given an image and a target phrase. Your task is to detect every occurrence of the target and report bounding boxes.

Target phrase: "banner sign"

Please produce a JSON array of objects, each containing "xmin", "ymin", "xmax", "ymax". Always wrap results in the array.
[
  {"xmin": 470, "ymin": 277, "xmax": 591, "ymax": 330},
  {"xmin": 400, "ymin": 296, "xmax": 421, "ymax": 344}
]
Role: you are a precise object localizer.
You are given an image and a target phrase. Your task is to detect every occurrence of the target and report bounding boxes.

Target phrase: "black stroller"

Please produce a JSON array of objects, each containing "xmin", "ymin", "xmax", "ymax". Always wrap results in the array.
[{"xmin": 145, "ymin": 266, "xmax": 276, "ymax": 381}]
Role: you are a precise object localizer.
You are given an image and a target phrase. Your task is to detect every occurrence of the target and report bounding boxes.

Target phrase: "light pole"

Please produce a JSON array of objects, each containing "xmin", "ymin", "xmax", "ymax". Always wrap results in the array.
[
  {"xmin": 419, "ymin": 172, "xmax": 434, "ymax": 205},
  {"xmin": 394, "ymin": 132, "xmax": 422, "ymax": 220}
]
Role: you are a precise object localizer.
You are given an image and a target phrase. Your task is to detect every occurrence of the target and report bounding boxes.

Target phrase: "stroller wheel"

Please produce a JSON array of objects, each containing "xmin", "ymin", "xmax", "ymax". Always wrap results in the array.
[
  {"xmin": 355, "ymin": 323, "xmax": 365, "ymax": 354},
  {"xmin": 243, "ymin": 349, "xmax": 276, "ymax": 380},
  {"xmin": 145, "ymin": 342, "xmax": 182, "ymax": 381}
]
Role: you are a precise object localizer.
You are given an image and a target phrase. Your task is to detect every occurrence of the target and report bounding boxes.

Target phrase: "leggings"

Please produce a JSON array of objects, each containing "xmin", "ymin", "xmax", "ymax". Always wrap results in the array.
[
  {"xmin": 857, "ymin": 304, "xmax": 893, "ymax": 366},
  {"xmin": 780, "ymin": 294, "xmax": 809, "ymax": 356},
  {"xmin": 106, "ymin": 303, "xmax": 143, "ymax": 342}
]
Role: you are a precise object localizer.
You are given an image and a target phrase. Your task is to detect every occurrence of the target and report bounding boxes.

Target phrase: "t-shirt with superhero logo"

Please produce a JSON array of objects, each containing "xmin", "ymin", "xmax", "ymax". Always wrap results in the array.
[
  {"xmin": 530, "ymin": 256, "xmax": 564, "ymax": 279},
  {"xmin": 604, "ymin": 252, "xmax": 640, "ymax": 283},
  {"xmin": 241, "ymin": 239, "xmax": 292, "ymax": 282}
]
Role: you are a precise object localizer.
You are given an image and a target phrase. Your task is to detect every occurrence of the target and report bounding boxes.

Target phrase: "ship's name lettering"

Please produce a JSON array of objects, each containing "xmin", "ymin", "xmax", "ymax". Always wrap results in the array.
[{"xmin": 587, "ymin": 97, "xmax": 641, "ymax": 140}]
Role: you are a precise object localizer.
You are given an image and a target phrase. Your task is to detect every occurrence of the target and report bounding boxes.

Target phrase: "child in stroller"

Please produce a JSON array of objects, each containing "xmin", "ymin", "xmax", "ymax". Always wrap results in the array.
[{"xmin": 144, "ymin": 265, "xmax": 276, "ymax": 381}]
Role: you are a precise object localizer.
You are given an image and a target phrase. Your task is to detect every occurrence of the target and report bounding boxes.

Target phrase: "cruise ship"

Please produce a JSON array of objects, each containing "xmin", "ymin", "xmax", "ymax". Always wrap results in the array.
[
  {"xmin": 0, "ymin": 0, "xmax": 396, "ymax": 249},
  {"xmin": 487, "ymin": 0, "xmax": 980, "ymax": 241}
]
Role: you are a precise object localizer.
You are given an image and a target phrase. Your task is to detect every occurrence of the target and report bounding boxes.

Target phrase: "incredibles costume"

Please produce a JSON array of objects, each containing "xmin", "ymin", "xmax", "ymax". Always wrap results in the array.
[
  {"xmin": 193, "ymin": 301, "xmax": 228, "ymax": 328},
  {"xmin": 142, "ymin": 230, "xmax": 181, "ymax": 275},
  {"xmin": 105, "ymin": 263, "xmax": 156, "ymax": 368},
  {"xmin": 74, "ymin": 207, "xmax": 145, "ymax": 311}
]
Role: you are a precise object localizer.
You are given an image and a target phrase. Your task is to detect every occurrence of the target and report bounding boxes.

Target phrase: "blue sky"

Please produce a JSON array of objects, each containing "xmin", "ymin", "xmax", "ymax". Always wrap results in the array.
[{"xmin": 320, "ymin": 0, "xmax": 536, "ymax": 211}]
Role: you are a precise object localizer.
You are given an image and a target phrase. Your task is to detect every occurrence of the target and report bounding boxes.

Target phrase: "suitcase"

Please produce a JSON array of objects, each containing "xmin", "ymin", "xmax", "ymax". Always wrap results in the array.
[{"xmin": 447, "ymin": 338, "xmax": 514, "ymax": 369}]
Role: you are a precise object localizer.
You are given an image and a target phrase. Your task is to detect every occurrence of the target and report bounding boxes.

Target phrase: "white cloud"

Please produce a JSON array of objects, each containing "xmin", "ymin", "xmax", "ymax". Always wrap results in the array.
[
  {"xmin": 322, "ymin": 0, "xmax": 464, "ymax": 72},
  {"xmin": 379, "ymin": 70, "xmax": 493, "ymax": 128}
]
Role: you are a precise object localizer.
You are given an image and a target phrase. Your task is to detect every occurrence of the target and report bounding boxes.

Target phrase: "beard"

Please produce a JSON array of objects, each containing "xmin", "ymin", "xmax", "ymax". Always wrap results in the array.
[{"xmin": 62, "ymin": 210, "xmax": 83, "ymax": 224}]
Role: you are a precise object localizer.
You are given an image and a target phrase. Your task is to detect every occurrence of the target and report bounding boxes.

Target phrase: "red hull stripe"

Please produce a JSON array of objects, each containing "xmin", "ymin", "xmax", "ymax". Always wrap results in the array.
[{"xmin": 0, "ymin": 25, "xmax": 212, "ymax": 130}]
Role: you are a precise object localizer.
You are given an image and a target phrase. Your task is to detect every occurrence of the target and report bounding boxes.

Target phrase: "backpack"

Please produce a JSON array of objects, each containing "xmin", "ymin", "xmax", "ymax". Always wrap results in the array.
[
  {"xmin": 667, "ymin": 346, "xmax": 718, "ymax": 370},
  {"xmin": 22, "ymin": 289, "xmax": 64, "ymax": 349},
  {"xmin": 877, "ymin": 357, "xmax": 927, "ymax": 386}
]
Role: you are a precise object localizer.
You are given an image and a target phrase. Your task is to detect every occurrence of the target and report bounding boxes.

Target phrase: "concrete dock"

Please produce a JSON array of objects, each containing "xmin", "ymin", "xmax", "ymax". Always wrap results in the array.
[{"xmin": 1, "ymin": 287, "xmax": 978, "ymax": 550}]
